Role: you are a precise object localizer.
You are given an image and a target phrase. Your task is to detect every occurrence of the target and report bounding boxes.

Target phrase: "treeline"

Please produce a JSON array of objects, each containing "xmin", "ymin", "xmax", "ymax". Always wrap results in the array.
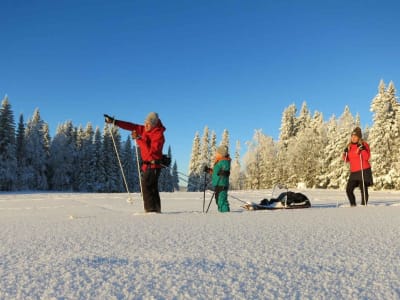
[
  {"xmin": 188, "ymin": 80, "xmax": 400, "ymax": 190},
  {"xmin": 0, "ymin": 97, "xmax": 179, "ymax": 192}
]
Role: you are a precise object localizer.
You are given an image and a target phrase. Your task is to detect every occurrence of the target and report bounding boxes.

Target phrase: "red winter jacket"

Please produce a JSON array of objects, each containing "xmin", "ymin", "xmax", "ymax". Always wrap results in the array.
[
  {"xmin": 343, "ymin": 141, "xmax": 371, "ymax": 173},
  {"xmin": 115, "ymin": 119, "xmax": 166, "ymax": 171}
]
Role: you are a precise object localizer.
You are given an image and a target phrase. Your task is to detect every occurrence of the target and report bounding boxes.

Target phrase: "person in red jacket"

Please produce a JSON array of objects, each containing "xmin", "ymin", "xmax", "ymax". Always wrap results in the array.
[
  {"xmin": 343, "ymin": 127, "xmax": 373, "ymax": 206},
  {"xmin": 105, "ymin": 112, "xmax": 165, "ymax": 213}
]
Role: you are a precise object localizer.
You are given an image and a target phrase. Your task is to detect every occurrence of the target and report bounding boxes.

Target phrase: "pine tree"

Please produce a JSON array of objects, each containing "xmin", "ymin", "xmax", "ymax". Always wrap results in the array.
[{"xmin": 0, "ymin": 96, "xmax": 17, "ymax": 190}]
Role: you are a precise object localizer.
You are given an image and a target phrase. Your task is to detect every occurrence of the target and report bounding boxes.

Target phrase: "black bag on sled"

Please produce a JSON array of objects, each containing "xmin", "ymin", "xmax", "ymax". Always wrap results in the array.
[{"xmin": 243, "ymin": 191, "xmax": 311, "ymax": 210}]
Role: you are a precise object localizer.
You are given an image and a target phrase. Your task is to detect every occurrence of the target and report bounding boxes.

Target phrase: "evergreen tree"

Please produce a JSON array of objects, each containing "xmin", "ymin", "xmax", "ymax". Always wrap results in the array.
[
  {"xmin": 77, "ymin": 123, "xmax": 96, "ymax": 192},
  {"xmin": 25, "ymin": 109, "xmax": 49, "ymax": 190},
  {"xmin": 159, "ymin": 146, "xmax": 174, "ymax": 192},
  {"xmin": 279, "ymin": 103, "xmax": 297, "ymax": 146},
  {"xmin": 49, "ymin": 121, "xmax": 76, "ymax": 191},
  {"xmin": 16, "ymin": 114, "xmax": 28, "ymax": 190},
  {"xmin": 317, "ymin": 115, "xmax": 339, "ymax": 188},
  {"xmin": 171, "ymin": 161, "xmax": 180, "ymax": 191},
  {"xmin": 122, "ymin": 136, "xmax": 141, "ymax": 193},
  {"xmin": 0, "ymin": 96, "xmax": 17, "ymax": 190},
  {"xmin": 230, "ymin": 140, "xmax": 243, "ymax": 190},
  {"xmin": 187, "ymin": 132, "xmax": 201, "ymax": 191},
  {"xmin": 243, "ymin": 130, "xmax": 264, "ymax": 189},
  {"xmin": 102, "ymin": 125, "xmax": 123, "ymax": 192},
  {"xmin": 221, "ymin": 129, "xmax": 230, "ymax": 149},
  {"xmin": 369, "ymin": 80, "xmax": 400, "ymax": 189},
  {"xmin": 92, "ymin": 127, "xmax": 106, "ymax": 192}
]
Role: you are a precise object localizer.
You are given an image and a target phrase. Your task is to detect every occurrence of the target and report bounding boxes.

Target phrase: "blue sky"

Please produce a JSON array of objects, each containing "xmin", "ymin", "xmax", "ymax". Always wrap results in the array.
[{"xmin": 1, "ymin": 0, "xmax": 399, "ymax": 173}]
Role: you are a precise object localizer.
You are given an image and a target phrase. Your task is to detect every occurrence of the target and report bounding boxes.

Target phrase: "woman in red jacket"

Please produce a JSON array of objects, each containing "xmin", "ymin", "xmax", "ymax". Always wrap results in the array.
[
  {"xmin": 105, "ymin": 112, "xmax": 165, "ymax": 213},
  {"xmin": 343, "ymin": 127, "xmax": 373, "ymax": 206}
]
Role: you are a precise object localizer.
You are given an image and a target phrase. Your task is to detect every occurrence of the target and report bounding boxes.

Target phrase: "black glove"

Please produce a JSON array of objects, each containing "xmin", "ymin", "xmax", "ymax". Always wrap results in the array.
[
  {"xmin": 358, "ymin": 143, "xmax": 365, "ymax": 151},
  {"xmin": 203, "ymin": 166, "xmax": 211, "ymax": 173},
  {"xmin": 104, "ymin": 114, "xmax": 115, "ymax": 124},
  {"xmin": 343, "ymin": 147, "xmax": 348, "ymax": 153}
]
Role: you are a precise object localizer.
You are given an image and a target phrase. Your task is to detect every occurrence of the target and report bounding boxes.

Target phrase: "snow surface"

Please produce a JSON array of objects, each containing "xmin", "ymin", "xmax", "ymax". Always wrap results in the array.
[{"xmin": 1, "ymin": 189, "xmax": 400, "ymax": 299}]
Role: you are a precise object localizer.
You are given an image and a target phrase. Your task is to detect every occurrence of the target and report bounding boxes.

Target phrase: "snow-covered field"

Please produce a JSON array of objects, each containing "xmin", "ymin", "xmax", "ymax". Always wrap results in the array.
[{"xmin": 1, "ymin": 189, "xmax": 400, "ymax": 299}]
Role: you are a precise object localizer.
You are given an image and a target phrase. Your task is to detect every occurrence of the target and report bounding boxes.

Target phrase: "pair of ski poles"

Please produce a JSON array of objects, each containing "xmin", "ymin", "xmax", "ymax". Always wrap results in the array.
[
  {"xmin": 338, "ymin": 151, "xmax": 367, "ymax": 207},
  {"xmin": 108, "ymin": 122, "xmax": 143, "ymax": 204}
]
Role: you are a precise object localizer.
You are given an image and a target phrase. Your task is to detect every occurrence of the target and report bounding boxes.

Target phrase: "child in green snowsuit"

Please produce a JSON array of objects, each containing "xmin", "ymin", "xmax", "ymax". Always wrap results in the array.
[{"xmin": 206, "ymin": 145, "xmax": 231, "ymax": 213}]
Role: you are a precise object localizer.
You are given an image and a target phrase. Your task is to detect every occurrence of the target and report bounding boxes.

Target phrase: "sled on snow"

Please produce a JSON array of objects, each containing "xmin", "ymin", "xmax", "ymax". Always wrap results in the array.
[{"xmin": 242, "ymin": 191, "xmax": 311, "ymax": 210}]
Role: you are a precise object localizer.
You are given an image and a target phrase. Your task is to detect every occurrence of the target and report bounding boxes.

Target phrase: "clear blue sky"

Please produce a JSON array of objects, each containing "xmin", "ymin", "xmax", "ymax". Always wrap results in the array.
[{"xmin": 2, "ymin": 0, "xmax": 399, "ymax": 174}]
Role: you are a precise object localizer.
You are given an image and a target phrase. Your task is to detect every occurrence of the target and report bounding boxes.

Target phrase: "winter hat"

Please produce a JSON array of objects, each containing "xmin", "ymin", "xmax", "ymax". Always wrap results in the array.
[
  {"xmin": 216, "ymin": 145, "xmax": 229, "ymax": 157},
  {"xmin": 351, "ymin": 127, "xmax": 362, "ymax": 139},
  {"xmin": 145, "ymin": 112, "xmax": 159, "ymax": 126}
]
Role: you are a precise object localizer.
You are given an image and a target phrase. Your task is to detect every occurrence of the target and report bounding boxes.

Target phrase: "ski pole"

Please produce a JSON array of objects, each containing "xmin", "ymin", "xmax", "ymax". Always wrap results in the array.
[
  {"xmin": 205, "ymin": 191, "xmax": 216, "ymax": 213},
  {"xmin": 108, "ymin": 123, "xmax": 134, "ymax": 203},
  {"xmin": 134, "ymin": 138, "xmax": 144, "ymax": 203},
  {"xmin": 338, "ymin": 152, "xmax": 348, "ymax": 208},
  {"xmin": 203, "ymin": 172, "xmax": 207, "ymax": 213},
  {"xmin": 360, "ymin": 152, "xmax": 367, "ymax": 206}
]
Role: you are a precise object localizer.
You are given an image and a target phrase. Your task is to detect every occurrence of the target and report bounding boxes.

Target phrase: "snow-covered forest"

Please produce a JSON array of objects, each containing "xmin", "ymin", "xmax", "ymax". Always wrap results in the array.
[
  {"xmin": 188, "ymin": 80, "xmax": 400, "ymax": 191},
  {"xmin": 1, "ymin": 80, "xmax": 399, "ymax": 193},
  {"xmin": 0, "ymin": 98, "xmax": 179, "ymax": 192}
]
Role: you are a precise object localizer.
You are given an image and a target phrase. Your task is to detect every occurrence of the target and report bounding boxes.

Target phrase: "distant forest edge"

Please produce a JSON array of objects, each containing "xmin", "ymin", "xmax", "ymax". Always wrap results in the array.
[
  {"xmin": 1, "ymin": 80, "xmax": 399, "ymax": 192},
  {"xmin": 0, "ymin": 99, "xmax": 179, "ymax": 192}
]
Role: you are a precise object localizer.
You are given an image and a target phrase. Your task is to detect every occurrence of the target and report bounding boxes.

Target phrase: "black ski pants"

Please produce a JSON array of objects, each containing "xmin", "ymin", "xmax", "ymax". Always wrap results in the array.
[
  {"xmin": 346, "ymin": 179, "xmax": 368, "ymax": 206},
  {"xmin": 141, "ymin": 168, "xmax": 161, "ymax": 213}
]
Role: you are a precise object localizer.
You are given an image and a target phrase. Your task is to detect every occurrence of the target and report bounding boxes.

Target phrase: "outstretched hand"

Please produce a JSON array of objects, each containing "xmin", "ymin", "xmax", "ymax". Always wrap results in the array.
[{"xmin": 104, "ymin": 114, "xmax": 115, "ymax": 124}]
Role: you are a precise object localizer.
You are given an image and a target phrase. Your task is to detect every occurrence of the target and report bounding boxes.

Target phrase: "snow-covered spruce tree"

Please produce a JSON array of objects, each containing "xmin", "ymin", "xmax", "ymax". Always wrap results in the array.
[
  {"xmin": 16, "ymin": 114, "xmax": 28, "ymax": 190},
  {"xmin": 92, "ymin": 127, "xmax": 106, "ymax": 192},
  {"xmin": 369, "ymin": 80, "xmax": 400, "ymax": 189},
  {"xmin": 0, "ymin": 96, "xmax": 17, "ymax": 191},
  {"xmin": 159, "ymin": 146, "xmax": 174, "ymax": 192},
  {"xmin": 221, "ymin": 129, "xmax": 230, "ymax": 149},
  {"xmin": 200, "ymin": 126, "xmax": 211, "ymax": 168},
  {"xmin": 288, "ymin": 111, "xmax": 325, "ymax": 188},
  {"xmin": 102, "ymin": 124, "xmax": 123, "ymax": 192},
  {"xmin": 296, "ymin": 101, "xmax": 312, "ymax": 136},
  {"xmin": 284, "ymin": 102, "xmax": 312, "ymax": 187},
  {"xmin": 77, "ymin": 123, "xmax": 96, "ymax": 192},
  {"xmin": 122, "ymin": 136, "xmax": 141, "ymax": 193},
  {"xmin": 317, "ymin": 115, "xmax": 339, "ymax": 188},
  {"xmin": 210, "ymin": 131, "xmax": 217, "ymax": 166},
  {"xmin": 259, "ymin": 133, "xmax": 277, "ymax": 188},
  {"xmin": 243, "ymin": 129, "xmax": 276, "ymax": 189},
  {"xmin": 187, "ymin": 132, "xmax": 201, "ymax": 191},
  {"xmin": 24, "ymin": 109, "xmax": 50, "ymax": 190},
  {"xmin": 230, "ymin": 140, "xmax": 243, "ymax": 190},
  {"xmin": 276, "ymin": 103, "xmax": 297, "ymax": 185},
  {"xmin": 171, "ymin": 161, "xmax": 180, "ymax": 191},
  {"xmin": 49, "ymin": 121, "xmax": 77, "ymax": 191}
]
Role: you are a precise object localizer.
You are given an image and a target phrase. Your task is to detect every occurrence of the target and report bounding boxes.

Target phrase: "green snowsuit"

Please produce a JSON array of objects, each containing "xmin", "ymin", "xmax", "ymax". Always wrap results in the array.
[{"xmin": 212, "ymin": 157, "xmax": 231, "ymax": 212}]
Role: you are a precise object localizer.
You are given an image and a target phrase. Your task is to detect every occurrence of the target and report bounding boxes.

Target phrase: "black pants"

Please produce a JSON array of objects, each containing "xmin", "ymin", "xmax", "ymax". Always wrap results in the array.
[
  {"xmin": 346, "ymin": 179, "xmax": 368, "ymax": 206},
  {"xmin": 141, "ymin": 168, "xmax": 161, "ymax": 213}
]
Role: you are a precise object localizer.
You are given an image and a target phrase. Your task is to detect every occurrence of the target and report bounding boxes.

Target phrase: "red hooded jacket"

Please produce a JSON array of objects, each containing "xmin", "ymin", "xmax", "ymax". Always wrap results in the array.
[
  {"xmin": 115, "ymin": 119, "xmax": 166, "ymax": 171},
  {"xmin": 343, "ymin": 141, "xmax": 371, "ymax": 173}
]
